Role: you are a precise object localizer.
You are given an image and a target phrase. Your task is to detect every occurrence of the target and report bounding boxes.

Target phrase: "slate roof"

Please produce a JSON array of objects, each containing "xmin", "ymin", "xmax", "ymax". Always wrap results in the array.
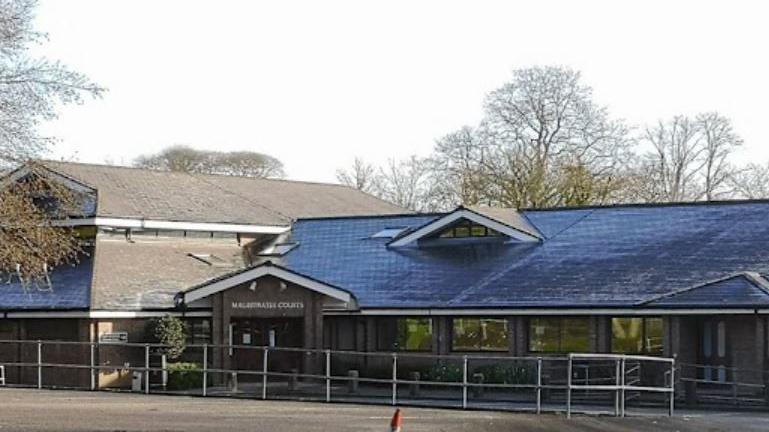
[
  {"xmin": 37, "ymin": 160, "xmax": 407, "ymax": 225},
  {"xmin": 0, "ymin": 252, "xmax": 93, "ymax": 310},
  {"xmin": 642, "ymin": 273, "xmax": 769, "ymax": 308},
  {"xmin": 272, "ymin": 201, "xmax": 769, "ymax": 309}
]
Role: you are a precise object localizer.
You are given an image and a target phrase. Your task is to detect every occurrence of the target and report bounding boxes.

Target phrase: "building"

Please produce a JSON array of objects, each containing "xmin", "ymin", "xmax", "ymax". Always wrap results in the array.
[
  {"xmin": 2, "ymin": 161, "xmax": 769, "ymax": 389},
  {"xmin": 0, "ymin": 160, "xmax": 406, "ymax": 386}
]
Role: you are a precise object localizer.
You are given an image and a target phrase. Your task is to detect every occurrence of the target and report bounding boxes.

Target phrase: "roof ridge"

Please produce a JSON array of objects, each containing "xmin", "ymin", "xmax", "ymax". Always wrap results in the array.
[
  {"xmin": 296, "ymin": 212, "xmax": 432, "ymax": 222},
  {"xmin": 37, "ymin": 159, "xmax": 361, "ymax": 189},
  {"xmin": 522, "ymin": 198, "xmax": 769, "ymax": 212}
]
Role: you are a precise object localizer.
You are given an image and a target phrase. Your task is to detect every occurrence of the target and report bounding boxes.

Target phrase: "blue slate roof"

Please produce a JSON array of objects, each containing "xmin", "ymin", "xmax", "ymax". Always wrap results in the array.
[
  {"xmin": 0, "ymin": 252, "xmax": 93, "ymax": 310},
  {"xmin": 276, "ymin": 201, "xmax": 769, "ymax": 309},
  {"xmin": 642, "ymin": 273, "xmax": 769, "ymax": 308}
]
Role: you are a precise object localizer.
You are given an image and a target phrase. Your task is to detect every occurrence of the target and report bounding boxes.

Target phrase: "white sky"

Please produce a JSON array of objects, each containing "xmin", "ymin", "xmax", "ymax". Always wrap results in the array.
[{"xmin": 36, "ymin": 0, "xmax": 769, "ymax": 183}]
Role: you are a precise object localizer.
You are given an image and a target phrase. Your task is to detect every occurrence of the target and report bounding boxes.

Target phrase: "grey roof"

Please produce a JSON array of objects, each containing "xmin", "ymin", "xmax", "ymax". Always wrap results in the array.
[
  {"xmin": 89, "ymin": 236, "xmax": 246, "ymax": 310},
  {"xmin": 38, "ymin": 160, "xmax": 407, "ymax": 225}
]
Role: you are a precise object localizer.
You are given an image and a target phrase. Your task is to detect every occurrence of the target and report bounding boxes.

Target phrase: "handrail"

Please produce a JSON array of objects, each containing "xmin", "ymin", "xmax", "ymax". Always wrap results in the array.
[{"xmin": 0, "ymin": 339, "xmax": 677, "ymax": 417}]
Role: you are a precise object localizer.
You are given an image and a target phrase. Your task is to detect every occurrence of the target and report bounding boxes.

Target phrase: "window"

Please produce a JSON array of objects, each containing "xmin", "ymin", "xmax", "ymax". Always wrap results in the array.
[
  {"xmin": 376, "ymin": 318, "xmax": 432, "ymax": 351},
  {"xmin": 611, "ymin": 317, "xmax": 663, "ymax": 355},
  {"xmin": 452, "ymin": 318, "xmax": 508, "ymax": 351},
  {"xmin": 185, "ymin": 319, "xmax": 212, "ymax": 345},
  {"xmin": 528, "ymin": 317, "xmax": 590, "ymax": 353},
  {"xmin": 433, "ymin": 219, "xmax": 502, "ymax": 239},
  {"xmin": 0, "ymin": 320, "xmax": 15, "ymax": 335},
  {"xmin": 371, "ymin": 227, "xmax": 409, "ymax": 238}
]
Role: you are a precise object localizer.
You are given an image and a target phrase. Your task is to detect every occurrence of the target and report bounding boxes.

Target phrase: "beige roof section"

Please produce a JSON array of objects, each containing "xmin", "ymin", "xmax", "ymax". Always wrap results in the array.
[
  {"xmin": 39, "ymin": 160, "xmax": 407, "ymax": 225},
  {"xmin": 90, "ymin": 236, "xmax": 247, "ymax": 310},
  {"xmin": 468, "ymin": 206, "xmax": 543, "ymax": 239}
]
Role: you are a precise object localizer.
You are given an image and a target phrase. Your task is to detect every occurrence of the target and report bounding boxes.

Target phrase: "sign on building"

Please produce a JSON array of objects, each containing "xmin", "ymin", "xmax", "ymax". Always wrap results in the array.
[{"xmin": 99, "ymin": 332, "xmax": 128, "ymax": 343}]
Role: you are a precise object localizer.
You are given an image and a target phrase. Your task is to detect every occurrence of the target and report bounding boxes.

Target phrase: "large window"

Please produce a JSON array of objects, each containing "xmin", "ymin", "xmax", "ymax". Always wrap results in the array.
[
  {"xmin": 376, "ymin": 318, "xmax": 433, "ymax": 351},
  {"xmin": 528, "ymin": 317, "xmax": 590, "ymax": 353},
  {"xmin": 184, "ymin": 318, "xmax": 212, "ymax": 345},
  {"xmin": 452, "ymin": 318, "xmax": 508, "ymax": 351},
  {"xmin": 611, "ymin": 317, "xmax": 663, "ymax": 355}
]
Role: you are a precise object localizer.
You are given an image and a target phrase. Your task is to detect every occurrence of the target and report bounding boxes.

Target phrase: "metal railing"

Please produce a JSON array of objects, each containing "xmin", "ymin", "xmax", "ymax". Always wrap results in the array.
[
  {"xmin": 0, "ymin": 339, "xmax": 676, "ymax": 416},
  {"xmin": 677, "ymin": 363, "xmax": 769, "ymax": 407},
  {"xmin": 566, "ymin": 353, "xmax": 675, "ymax": 418}
]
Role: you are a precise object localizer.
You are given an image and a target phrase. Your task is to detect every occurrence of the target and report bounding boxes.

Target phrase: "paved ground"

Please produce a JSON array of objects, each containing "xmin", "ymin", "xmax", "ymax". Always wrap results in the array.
[{"xmin": 1, "ymin": 389, "xmax": 769, "ymax": 431}]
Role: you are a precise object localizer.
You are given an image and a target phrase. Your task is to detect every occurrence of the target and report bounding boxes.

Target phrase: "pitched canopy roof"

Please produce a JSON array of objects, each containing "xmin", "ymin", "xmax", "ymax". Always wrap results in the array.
[
  {"xmin": 266, "ymin": 201, "xmax": 769, "ymax": 309},
  {"xmin": 31, "ymin": 160, "xmax": 407, "ymax": 226}
]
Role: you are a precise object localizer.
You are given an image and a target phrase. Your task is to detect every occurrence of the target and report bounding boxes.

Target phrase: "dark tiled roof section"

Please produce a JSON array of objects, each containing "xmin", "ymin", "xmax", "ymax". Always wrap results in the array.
[
  {"xmin": 39, "ymin": 161, "xmax": 407, "ymax": 225},
  {"xmin": 280, "ymin": 201, "xmax": 769, "ymax": 308},
  {"xmin": 0, "ymin": 252, "xmax": 92, "ymax": 310},
  {"xmin": 642, "ymin": 273, "xmax": 769, "ymax": 308},
  {"xmin": 89, "ymin": 236, "xmax": 247, "ymax": 310}
]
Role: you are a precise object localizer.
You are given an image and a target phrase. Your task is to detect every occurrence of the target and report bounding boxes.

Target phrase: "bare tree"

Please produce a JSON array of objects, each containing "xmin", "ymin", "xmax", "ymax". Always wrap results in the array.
[
  {"xmin": 728, "ymin": 163, "xmax": 769, "ymax": 199},
  {"xmin": 375, "ymin": 156, "xmax": 439, "ymax": 212},
  {"xmin": 0, "ymin": 0, "xmax": 104, "ymax": 169},
  {"xmin": 430, "ymin": 126, "xmax": 491, "ymax": 207},
  {"xmin": 452, "ymin": 66, "xmax": 632, "ymax": 208},
  {"xmin": 0, "ymin": 0, "xmax": 102, "ymax": 282},
  {"xmin": 335, "ymin": 157, "xmax": 378, "ymax": 193},
  {"xmin": 640, "ymin": 116, "xmax": 705, "ymax": 202},
  {"xmin": 0, "ymin": 167, "xmax": 85, "ymax": 283},
  {"xmin": 134, "ymin": 145, "xmax": 285, "ymax": 178},
  {"xmin": 637, "ymin": 113, "xmax": 742, "ymax": 202},
  {"xmin": 696, "ymin": 112, "xmax": 743, "ymax": 200}
]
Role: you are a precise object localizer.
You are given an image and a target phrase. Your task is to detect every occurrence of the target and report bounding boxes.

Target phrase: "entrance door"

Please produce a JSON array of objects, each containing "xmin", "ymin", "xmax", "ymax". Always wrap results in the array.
[
  {"xmin": 699, "ymin": 318, "xmax": 728, "ymax": 382},
  {"xmin": 231, "ymin": 318, "xmax": 303, "ymax": 377}
]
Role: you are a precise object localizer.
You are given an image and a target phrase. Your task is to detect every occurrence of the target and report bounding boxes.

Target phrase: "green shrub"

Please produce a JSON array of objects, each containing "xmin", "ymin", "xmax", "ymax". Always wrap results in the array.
[
  {"xmin": 422, "ymin": 363, "xmax": 463, "ymax": 382},
  {"xmin": 167, "ymin": 362, "xmax": 204, "ymax": 390},
  {"xmin": 147, "ymin": 315, "xmax": 187, "ymax": 360},
  {"xmin": 473, "ymin": 363, "xmax": 535, "ymax": 384}
]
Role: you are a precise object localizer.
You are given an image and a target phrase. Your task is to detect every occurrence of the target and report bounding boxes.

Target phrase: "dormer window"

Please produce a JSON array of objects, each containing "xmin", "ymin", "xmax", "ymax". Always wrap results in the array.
[
  {"xmin": 388, "ymin": 207, "xmax": 542, "ymax": 247},
  {"xmin": 434, "ymin": 219, "xmax": 502, "ymax": 239}
]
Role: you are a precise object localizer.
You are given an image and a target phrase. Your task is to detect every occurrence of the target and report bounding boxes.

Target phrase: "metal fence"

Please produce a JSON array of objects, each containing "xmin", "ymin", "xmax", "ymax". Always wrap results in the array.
[{"xmin": 0, "ymin": 339, "xmax": 675, "ymax": 417}]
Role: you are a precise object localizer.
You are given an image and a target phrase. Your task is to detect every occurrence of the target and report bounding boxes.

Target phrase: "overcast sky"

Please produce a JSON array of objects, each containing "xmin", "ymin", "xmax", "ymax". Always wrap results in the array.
[{"xmin": 36, "ymin": 0, "xmax": 769, "ymax": 183}]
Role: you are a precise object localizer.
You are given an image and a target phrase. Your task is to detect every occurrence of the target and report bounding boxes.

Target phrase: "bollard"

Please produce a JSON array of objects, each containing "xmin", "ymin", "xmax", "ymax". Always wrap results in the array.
[
  {"xmin": 288, "ymin": 368, "xmax": 299, "ymax": 391},
  {"xmin": 389, "ymin": 408, "xmax": 403, "ymax": 432},
  {"xmin": 347, "ymin": 369, "xmax": 359, "ymax": 394},
  {"xmin": 471, "ymin": 372, "xmax": 484, "ymax": 398},
  {"xmin": 229, "ymin": 372, "xmax": 238, "ymax": 393},
  {"xmin": 408, "ymin": 371, "xmax": 421, "ymax": 397}
]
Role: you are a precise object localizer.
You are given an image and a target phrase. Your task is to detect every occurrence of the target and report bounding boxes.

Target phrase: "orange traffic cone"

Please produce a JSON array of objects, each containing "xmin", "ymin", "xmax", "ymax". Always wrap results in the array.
[{"xmin": 390, "ymin": 409, "xmax": 403, "ymax": 432}]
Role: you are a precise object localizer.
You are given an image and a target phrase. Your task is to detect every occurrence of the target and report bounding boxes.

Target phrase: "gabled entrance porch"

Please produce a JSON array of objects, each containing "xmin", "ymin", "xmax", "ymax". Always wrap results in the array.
[{"xmin": 178, "ymin": 263, "xmax": 357, "ymax": 379}]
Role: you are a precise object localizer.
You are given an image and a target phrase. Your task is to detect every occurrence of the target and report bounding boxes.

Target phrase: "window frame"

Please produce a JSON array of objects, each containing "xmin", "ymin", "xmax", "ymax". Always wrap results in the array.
[
  {"xmin": 376, "ymin": 317, "xmax": 433, "ymax": 352},
  {"xmin": 435, "ymin": 219, "xmax": 502, "ymax": 239},
  {"xmin": 184, "ymin": 318, "xmax": 212, "ymax": 345},
  {"xmin": 527, "ymin": 317, "xmax": 591, "ymax": 354},
  {"xmin": 610, "ymin": 316, "xmax": 664, "ymax": 355},
  {"xmin": 451, "ymin": 317, "xmax": 509, "ymax": 352}
]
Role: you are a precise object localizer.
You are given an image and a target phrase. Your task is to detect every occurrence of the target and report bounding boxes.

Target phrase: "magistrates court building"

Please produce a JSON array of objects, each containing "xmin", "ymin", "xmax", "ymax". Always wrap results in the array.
[{"xmin": 3, "ymin": 161, "xmax": 769, "ymax": 388}]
